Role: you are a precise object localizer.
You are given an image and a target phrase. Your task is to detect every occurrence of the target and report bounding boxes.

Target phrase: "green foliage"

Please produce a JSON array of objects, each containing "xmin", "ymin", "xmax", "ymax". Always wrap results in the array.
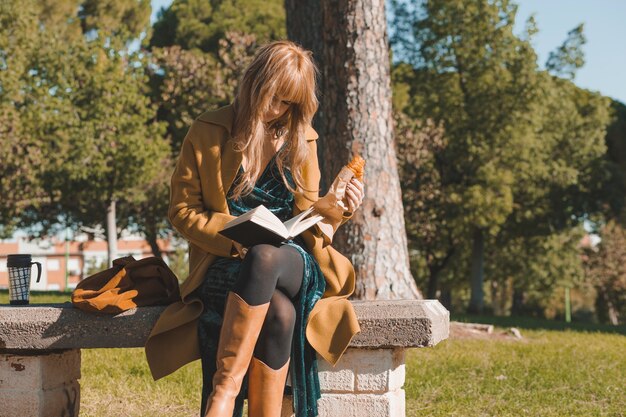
[
  {"xmin": 21, "ymin": 39, "xmax": 168, "ymax": 238},
  {"xmin": 142, "ymin": 1, "xmax": 280, "ymax": 247},
  {"xmin": 164, "ymin": 240, "xmax": 190, "ymax": 283},
  {"xmin": 603, "ymin": 99, "xmax": 626, "ymax": 220},
  {"xmin": 134, "ymin": 32, "xmax": 260, "ymax": 248},
  {"xmin": 148, "ymin": 32, "xmax": 258, "ymax": 153},
  {"xmin": 0, "ymin": 0, "xmax": 46, "ymax": 235},
  {"xmin": 79, "ymin": 0, "xmax": 151, "ymax": 42},
  {"xmin": 150, "ymin": 0, "xmax": 285, "ymax": 54},
  {"xmin": 395, "ymin": 110, "xmax": 463, "ymax": 297},
  {"xmin": 0, "ymin": 0, "xmax": 170, "ymax": 244},
  {"xmin": 486, "ymin": 227, "xmax": 587, "ymax": 316},
  {"xmin": 393, "ymin": 0, "xmax": 541, "ymax": 237},
  {"xmin": 35, "ymin": 0, "xmax": 150, "ymax": 45},
  {"xmin": 1, "ymin": 0, "xmax": 285, "ymax": 247},
  {"xmin": 146, "ymin": 0, "xmax": 284, "ymax": 154},
  {"xmin": 390, "ymin": 0, "xmax": 614, "ymax": 313},
  {"xmin": 546, "ymin": 24, "xmax": 586, "ymax": 80},
  {"xmin": 507, "ymin": 75, "xmax": 613, "ymax": 234},
  {"xmin": 83, "ymin": 256, "xmax": 109, "ymax": 278}
]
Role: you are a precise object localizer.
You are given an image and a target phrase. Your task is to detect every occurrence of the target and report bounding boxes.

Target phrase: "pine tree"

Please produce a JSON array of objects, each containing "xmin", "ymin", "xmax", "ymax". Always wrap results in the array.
[{"xmin": 287, "ymin": 0, "xmax": 421, "ymax": 299}]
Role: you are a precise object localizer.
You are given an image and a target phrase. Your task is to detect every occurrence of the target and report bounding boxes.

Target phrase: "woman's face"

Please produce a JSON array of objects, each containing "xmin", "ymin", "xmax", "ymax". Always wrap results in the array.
[{"xmin": 262, "ymin": 95, "xmax": 292, "ymax": 124}]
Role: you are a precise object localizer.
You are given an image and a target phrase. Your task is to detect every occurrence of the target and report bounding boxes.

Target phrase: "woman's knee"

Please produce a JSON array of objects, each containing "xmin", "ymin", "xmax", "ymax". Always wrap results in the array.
[
  {"xmin": 240, "ymin": 244, "xmax": 281, "ymax": 284},
  {"xmin": 243, "ymin": 244, "xmax": 280, "ymax": 271}
]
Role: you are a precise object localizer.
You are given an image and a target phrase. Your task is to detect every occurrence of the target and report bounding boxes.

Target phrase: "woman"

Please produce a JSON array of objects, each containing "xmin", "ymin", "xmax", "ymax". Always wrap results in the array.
[{"xmin": 147, "ymin": 40, "xmax": 364, "ymax": 417}]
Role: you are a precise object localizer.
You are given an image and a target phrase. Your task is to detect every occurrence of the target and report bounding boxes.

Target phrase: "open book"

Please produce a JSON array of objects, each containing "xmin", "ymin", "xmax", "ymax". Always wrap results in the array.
[{"xmin": 219, "ymin": 205, "xmax": 325, "ymax": 247}]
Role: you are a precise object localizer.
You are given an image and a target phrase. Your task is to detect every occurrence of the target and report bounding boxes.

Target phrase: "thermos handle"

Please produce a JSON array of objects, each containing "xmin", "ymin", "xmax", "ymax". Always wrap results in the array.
[{"xmin": 32, "ymin": 261, "xmax": 42, "ymax": 283}]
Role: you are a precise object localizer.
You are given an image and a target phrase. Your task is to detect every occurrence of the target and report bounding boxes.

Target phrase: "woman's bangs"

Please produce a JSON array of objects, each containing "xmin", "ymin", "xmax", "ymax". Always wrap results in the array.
[{"xmin": 276, "ymin": 67, "xmax": 310, "ymax": 106}]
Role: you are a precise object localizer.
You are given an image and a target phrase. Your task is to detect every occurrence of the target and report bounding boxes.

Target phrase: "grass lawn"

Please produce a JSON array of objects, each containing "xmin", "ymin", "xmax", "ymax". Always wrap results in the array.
[
  {"xmin": 2, "ymin": 291, "xmax": 625, "ymax": 416},
  {"xmin": 406, "ymin": 329, "xmax": 625, "ymax": 416}
]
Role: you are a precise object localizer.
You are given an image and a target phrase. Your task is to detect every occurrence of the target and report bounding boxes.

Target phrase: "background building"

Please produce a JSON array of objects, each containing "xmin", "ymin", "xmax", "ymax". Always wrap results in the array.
[{"xmin": 0, "ymin": 234, "xmax": 173, "ymax": 291}]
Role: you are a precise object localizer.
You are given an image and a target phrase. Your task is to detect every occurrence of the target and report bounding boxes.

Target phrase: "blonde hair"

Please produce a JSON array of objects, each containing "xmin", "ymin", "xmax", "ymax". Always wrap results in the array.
[{"xmin": 230, "ymin": 40, "xmax": 320, "ymax": 201}]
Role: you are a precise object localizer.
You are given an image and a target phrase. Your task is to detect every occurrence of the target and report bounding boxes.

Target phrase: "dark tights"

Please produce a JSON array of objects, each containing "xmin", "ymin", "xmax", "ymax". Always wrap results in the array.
[{"xmin": 231, "ymin": 243, "xmax": 304, "ymax": 370}]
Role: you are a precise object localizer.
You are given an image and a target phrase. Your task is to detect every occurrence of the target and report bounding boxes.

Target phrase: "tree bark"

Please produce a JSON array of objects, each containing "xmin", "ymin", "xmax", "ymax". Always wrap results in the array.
[
  {"xmin": 597, "ymin": 290, "xmax": 620, "ymax": 325},
  {"xmin": 285, "ymin": 0, "xmax": 327, "ymax": 186},
  {"xmin": 439, "ymin": 288, "xmax": 452, "ymax": 310},
  {"xmin": 511, "ymin": 287, "xmax": 525, "ymax": 316},
  {"xmin": 286, "ymin": 0, "xmax": 421, "ymax": 300},
  {"xmin": 145, "ymin": 227, "xmax": 163, "ymax": 259},
  {"xmin": 426, "ymin": 267, "xmax": 439, "ymax": 300},
  {"xmin": 426, "ymin": 248, "xmax": 455, "ymax": 299},
  {"xmin": 468, "ymin": 227, "xmax": 485, "ymax": 313},
  {"xmin": 106, "ymin": 199, "xmax": 118, "ymax": 267}
]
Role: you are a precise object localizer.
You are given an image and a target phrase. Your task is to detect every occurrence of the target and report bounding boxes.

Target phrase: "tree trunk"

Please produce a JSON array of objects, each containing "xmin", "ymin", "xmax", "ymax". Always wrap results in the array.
[
  {"xmin": 468, "ymin": 227, "xmax": 484, "ymax": 313},
  {"xmin": 286, "ymin": 0, "xmax": 421, "ymax": 300},
  {"xmin": 490, "ymin": 279, "xmax": 499, "ymax": 315},
  {"xmin": 145, "ymin": 227, "xmax": 163, "ymax": 259},
  {"xmin": 426, "ymin": 248, "xmax": 455, "ymax": 299},
  {"xmin": 285, "ymin": 1, "xmax": 325, "ymax": 182},
  {"xmin": 597, "ymin": 290, "xmax": 620, "ymax": 325},
  {"xmin": 106, "ymin": 199, "xmax": 118, "ymax": 267},
  {"xmin": 490, "ymin": 279, "xmax": 508, "ymax": 316},
  {"xmin": 607, "ymin": 301, "xmax": 620, "ymax": 326},
  {"xmin": 489, "ymin": 280, "xmax": 509, "ymax": 316},
  {"xmin": 426, "ymin": 267, "xmax": 439, "ymax": 299},
  {"xmin": 511, "ymin": 288, "xmax": 525, "ymax": 316},
  {"xmin": 439, "ymin": 288, "xmax": 452, "ymax": 310}
]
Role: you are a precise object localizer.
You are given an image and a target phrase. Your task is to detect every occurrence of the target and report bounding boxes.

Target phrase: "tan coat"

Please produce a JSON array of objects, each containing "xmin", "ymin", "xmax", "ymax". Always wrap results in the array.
[{"xmin": 144, "ymin": 104, "xmax": 361, "ymax": 380}]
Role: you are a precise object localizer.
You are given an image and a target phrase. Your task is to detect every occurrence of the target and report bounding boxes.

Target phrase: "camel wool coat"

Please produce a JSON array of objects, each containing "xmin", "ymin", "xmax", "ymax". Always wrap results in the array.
[{"xmin": 144, "ymin": 104, "xmax": 361, "ymax": 380}]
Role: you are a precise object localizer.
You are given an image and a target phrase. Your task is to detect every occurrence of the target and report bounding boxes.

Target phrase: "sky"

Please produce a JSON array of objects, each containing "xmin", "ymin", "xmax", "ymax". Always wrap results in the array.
[{"xmin": 513, "ymin": 0, "xmax": 626, "ymax": 103}]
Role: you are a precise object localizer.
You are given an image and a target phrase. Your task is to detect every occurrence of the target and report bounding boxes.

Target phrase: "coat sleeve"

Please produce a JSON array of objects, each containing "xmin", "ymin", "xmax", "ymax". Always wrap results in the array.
[
  {"xmin": 306, "ymin": 139, "xmax": 354, "ymax": 244},
  {"xmin": 168, "ymin": 122, "xmax": 237, "ymax": 258}
]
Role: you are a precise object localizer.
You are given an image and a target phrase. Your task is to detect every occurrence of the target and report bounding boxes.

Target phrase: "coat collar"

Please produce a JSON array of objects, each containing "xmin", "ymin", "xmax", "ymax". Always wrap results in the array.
[{"xmin": 196, "ymin": 103, "xmax": 319, "ymax": 215}]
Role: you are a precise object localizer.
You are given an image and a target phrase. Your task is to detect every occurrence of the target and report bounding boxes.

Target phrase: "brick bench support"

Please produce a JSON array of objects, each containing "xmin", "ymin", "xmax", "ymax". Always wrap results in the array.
[
  {"xmin": 1, "ymin": 349, "xmax": 80, "ymax": 417},
  {"xmin": 0, "ymin": 300, "xmax": 449, "ymax": 417},
  {"xmin": 281, "ymin": 347, "xmax": 407, "ymax": 417}
]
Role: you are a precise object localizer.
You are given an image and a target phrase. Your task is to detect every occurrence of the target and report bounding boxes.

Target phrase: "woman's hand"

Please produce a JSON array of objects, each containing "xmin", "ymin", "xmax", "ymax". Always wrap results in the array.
[
  {"xmin": 233, "ymin": 241, "xmax": 248, "ymax": 259},
  {"xmin": 344, "ymin": 178, "xmax": 364, "ymax": 212}
]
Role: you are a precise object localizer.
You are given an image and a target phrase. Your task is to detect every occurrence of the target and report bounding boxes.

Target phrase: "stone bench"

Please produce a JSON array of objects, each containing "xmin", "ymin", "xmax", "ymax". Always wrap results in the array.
[{"xmin": 0, "ymin": 300, "xmax": 449, "ymax": 417}]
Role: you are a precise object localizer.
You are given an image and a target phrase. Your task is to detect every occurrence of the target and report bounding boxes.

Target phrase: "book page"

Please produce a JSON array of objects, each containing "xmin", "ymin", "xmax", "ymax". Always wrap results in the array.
[
  {"xmin": 253, "ymin": 214, "xmax": 289, "ymax": 238},
  {"xmin": 222, "ymin": 206, "xmax": 261, "ymax": 228},
  {"xmin": 283, "ymin": 206, "xmax": 325, "ymax": 238},
  {"xmin": 222, "ymin": 205, "xmax": 288, "ymax": 238}
]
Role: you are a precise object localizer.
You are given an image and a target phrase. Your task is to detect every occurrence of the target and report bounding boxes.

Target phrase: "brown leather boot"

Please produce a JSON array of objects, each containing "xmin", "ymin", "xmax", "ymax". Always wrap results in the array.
[
  {"xmin": 204, "ymin": 291, "xmax": 270, "ymax": 417},
  {"xmin": 247, "ymin": 356, "xmax": 290, "ymax": 417}
]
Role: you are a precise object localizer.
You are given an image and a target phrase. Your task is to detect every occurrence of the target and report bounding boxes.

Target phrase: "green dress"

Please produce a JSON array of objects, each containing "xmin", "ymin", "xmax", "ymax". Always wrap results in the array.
[{"xmin": 195, "ymin": 145, "xmax": 326, "ymax": 417}]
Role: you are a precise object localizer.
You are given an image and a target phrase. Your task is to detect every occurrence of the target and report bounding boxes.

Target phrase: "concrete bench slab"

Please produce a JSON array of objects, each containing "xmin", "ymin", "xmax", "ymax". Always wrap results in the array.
[{"xmin": 0, "ymin": 299, "xmax": 449, "ymax": 417}]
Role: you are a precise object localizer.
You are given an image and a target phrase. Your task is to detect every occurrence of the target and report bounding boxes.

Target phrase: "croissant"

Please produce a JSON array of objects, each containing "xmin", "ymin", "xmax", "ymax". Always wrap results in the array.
[
  {"xmin": 310, "ymin": 154, "xmax": 364, "ymax": 245},
  {"xmin": 346, "ymin": 155, "xmax": 365, "ymax": 180}
]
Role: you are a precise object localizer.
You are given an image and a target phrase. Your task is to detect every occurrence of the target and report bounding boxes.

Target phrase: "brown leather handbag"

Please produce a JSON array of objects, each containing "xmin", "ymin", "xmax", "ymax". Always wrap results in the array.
[{"xmin": 71, "ymin": 255, "xmax": 181, "ymax": 314}]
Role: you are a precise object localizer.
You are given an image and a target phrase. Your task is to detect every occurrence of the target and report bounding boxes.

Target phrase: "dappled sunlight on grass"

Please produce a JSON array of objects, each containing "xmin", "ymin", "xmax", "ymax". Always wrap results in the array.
[
  {"xmin": 406, "ymin": 329, "xmax": 626, "ymax": 416},
  {"xmin": 80, "ymin": 348, "xmax": 202, "ymax": 417}
]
